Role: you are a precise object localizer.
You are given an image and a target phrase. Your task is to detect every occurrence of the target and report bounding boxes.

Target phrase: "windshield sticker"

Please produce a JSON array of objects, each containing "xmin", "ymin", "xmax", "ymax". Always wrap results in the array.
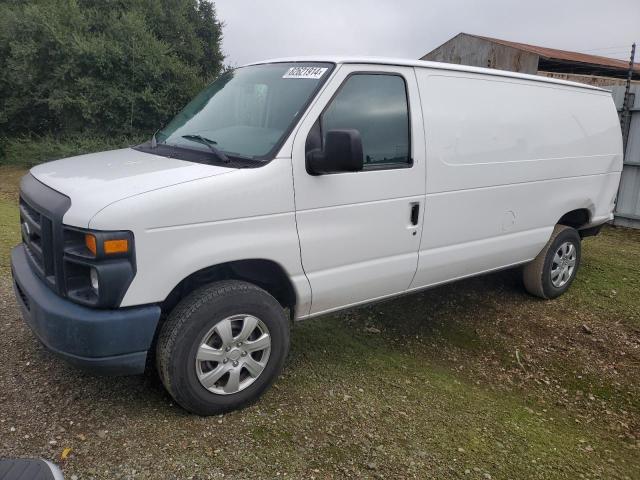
[{"xmin": 282, "ymin": 66, "xmax": 328, "ymax": 79}]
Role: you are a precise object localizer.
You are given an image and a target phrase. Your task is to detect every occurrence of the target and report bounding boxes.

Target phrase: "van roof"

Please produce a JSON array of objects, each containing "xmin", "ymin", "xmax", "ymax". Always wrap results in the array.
[{"xmin": 247, "ymin": 56, "xmax": 608, "ymax": 93}]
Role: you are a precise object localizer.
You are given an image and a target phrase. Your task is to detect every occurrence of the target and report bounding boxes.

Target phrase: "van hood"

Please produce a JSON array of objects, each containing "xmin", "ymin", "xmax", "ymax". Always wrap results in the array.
[{"xmin": 30, "ymin": 148, "xmax": 236, "ymax": 227}]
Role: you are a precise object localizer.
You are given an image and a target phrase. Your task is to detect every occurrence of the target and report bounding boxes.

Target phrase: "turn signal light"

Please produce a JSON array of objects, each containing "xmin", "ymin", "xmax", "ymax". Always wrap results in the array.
[
  {"xmin": 104, "ymin": 239, "xmax": 129, "ymax": 255},
  {"xmin": 85, "ymin": 234, "xmax": 97, "ymax": 256},
  {"xmin": 85, "ymin": 234, "xmax": 129, "ymax": 256}
]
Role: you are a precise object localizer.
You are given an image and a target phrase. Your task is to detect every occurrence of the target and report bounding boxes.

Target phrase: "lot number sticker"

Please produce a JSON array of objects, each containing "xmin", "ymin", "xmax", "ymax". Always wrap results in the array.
[{"xmin": 283, "ymin": 66, "xmax": 328, "ymax": 79}]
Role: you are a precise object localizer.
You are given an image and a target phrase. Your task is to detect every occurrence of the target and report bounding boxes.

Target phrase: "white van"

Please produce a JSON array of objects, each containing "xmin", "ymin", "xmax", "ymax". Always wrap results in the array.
[{"xmin": 11, "ymin": 57, "xmax": 622, "ymax": 415}]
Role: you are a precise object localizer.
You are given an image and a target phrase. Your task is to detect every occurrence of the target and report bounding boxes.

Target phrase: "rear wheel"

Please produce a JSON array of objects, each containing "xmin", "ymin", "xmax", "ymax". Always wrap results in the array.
[
  {"xmin": 156, "ymin": 280, "xmax": 289, "ymax": 415},
  {"xmin": 523, "ymin": 225, "xmax": 581, "ymax": 299}
]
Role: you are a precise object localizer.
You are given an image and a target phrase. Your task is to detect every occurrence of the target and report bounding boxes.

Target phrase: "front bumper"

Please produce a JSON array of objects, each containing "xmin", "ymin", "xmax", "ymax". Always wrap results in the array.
[{"xmin": 11, "ymin": 245, "xmax": 161, "ymax": 375}]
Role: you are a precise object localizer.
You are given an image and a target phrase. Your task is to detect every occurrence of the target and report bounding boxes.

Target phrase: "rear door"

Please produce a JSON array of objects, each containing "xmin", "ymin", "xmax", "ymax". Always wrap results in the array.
[{"xmin": 290, "ymin": 64, "xmax": 426, "ymax": 316}]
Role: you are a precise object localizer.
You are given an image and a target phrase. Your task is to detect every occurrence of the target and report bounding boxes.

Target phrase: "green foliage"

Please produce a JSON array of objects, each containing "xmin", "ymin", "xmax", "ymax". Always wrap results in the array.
[
  {"xmin": 0, "ymin": 134, "xmax": 146, "ymax": 167},
  {"xmin": 0, "ymin": 0, "xmax": 224, "ymax": 140}
]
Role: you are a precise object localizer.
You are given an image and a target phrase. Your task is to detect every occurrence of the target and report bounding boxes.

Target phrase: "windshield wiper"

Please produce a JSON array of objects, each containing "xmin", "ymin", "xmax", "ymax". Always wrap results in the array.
[{"xmin": 181, "ymin": 134, "xmax": 230, "ymax": 163}]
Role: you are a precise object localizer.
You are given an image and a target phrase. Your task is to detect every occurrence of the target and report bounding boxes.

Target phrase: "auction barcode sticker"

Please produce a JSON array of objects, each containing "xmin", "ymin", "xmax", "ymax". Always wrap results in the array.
[{"xmin": 282, "ymin": 66, "xmax": 328, "ymax": 79}]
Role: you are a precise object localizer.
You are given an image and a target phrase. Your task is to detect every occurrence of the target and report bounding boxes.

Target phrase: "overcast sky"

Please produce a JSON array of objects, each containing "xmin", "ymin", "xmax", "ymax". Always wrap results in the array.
[{"xmin": 215, "ymin": 0, "xmax": 639, "ymax": 67}]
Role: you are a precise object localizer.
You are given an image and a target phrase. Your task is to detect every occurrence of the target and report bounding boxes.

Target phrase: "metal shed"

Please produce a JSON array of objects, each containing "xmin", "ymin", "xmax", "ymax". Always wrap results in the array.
[
  {"xmin": 609, "ymin": 85, "xmax": 640, "ymax": 228},
  {"xmin": 422, "ymin": 33, "xmax": 640, "ymax": 86}
]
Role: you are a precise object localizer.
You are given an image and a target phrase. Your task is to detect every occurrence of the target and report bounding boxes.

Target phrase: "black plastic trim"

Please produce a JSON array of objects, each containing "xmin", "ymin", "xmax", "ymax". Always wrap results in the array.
[
  {"xmin": 38, "ymin": 346, "xmax": 149, "ymax": 376},
  {"xmin": 63, "ymin": 226, "xmax": 136, "ymax": 308},
  {"xmin": 578, "ymin": 224, "xmax": 604, "ymax": 238},
  {"xmin": 19, "ymin": 174, "xmax": 71, "ymax": 296},
  {"xmin": 11, "ymin": 245, "xmax": 160, "ymax": 375},
  {"xmin": 133, "ymin": 142, "xmax": 264, "ymax": 168}
]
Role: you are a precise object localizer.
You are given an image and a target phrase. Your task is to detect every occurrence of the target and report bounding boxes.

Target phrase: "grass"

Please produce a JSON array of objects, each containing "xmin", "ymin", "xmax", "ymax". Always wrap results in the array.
[
  {"xmin": 564, "ymin": 226, "xmax": 640, "ymax": 326},
  {"xmin": 0, "ymin": 166, "xmax": 22, "ymax": 273},
  {"xmin": 284, "ymin": 319, "xmax": 636, "ymax": 478},
  {"xmin": 0, "ymin": 165, "xmax": 638, "ymax": 479}
]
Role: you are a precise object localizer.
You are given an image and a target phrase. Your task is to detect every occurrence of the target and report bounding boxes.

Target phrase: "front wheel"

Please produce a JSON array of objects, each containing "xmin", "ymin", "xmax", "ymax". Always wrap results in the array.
[
  {"xmin": 523, "ymin": 225, "xmax": 582, "ymax": 299},
  {"xmin": 156, "ymin": 280, "xmax": 290, "ymax": 415}
]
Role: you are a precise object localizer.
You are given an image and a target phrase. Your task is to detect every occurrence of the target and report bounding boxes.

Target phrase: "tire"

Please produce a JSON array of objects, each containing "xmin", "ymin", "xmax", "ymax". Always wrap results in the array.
[
  {"xmin": 523, "ymin": 224, "xmax": 581, "ymax": 299},
  {"xmin": 156, "ymin": 280, "xmax": 290, "ymax": 416}
]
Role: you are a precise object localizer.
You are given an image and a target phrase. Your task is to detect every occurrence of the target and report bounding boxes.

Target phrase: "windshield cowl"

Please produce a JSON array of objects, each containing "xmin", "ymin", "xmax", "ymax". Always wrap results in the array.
[{"xmin": 134, "ymin": 142, "xmax": 261, "ymax": 168}]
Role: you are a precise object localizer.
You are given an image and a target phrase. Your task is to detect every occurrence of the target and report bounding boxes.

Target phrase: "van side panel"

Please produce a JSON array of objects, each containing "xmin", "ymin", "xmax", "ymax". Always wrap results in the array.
[
  {"xmin": 411, "ymin": 69, "xmax": 622, "ymax": 289},
  {"xmin": 419, "ymin": 73, "xmax": 622, "ymax": 193}
]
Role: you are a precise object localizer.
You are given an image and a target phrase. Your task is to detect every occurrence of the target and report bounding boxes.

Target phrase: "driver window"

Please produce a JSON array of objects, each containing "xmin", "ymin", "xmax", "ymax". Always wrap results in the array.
[{"xmin": 321, "ymin": 74, "xmax": 411, "ymax": 168}]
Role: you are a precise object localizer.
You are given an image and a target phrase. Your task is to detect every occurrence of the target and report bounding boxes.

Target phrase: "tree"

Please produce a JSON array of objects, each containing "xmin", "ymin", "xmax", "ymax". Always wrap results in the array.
[{"xmin": 0, "ymin": 0, "xmax": 225, "ymax": 137}]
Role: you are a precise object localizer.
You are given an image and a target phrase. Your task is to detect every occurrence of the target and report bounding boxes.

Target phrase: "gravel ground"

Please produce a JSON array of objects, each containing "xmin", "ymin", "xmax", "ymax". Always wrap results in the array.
[{"xmin": 1, "ymin": 166, "xmax": 639, "ymax": 479}]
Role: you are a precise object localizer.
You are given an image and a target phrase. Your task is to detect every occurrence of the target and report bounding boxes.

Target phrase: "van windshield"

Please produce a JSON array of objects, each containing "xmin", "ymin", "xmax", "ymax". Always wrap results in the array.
[{"xmin": 156, "ymin": 62, "xmax": 333, "ymax": 161}]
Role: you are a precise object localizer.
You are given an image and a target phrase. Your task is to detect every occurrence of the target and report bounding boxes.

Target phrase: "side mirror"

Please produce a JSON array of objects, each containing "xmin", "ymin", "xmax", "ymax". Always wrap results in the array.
[{"xmin": 306, "ymin": 129, "xmax": 364, "ymax": 175}]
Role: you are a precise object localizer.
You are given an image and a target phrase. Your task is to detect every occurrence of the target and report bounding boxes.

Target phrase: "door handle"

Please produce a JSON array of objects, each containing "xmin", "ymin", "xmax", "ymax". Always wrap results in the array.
[{"xmin": 410, "ymin": 203, "xmax": 420, "ymax": 226}]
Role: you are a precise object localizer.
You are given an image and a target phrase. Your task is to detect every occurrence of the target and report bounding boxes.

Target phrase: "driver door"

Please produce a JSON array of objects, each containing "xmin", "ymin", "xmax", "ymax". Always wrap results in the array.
[{"xmin": 290, "ymin": 64, "xmax": 426, "ymax": 316}]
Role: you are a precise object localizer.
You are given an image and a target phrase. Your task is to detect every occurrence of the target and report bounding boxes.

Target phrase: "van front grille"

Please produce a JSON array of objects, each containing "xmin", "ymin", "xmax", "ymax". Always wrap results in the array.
[
  {"xmin": 18, "ymin": 174, "xmax": 70, "ymax": 295},
  {"xmin": 20, "ymin": 196, "xmax": 55, "ymax": 282}
]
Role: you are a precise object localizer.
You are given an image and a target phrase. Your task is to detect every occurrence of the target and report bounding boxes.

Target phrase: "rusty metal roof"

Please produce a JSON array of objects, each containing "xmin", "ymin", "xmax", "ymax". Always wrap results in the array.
[{"xmin": 470, "ymin": 34, "xmax": 640, "ymax": 73}]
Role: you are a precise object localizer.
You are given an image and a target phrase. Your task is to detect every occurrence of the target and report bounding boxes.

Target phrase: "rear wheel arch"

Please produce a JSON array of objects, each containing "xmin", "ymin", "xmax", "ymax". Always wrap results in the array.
[{"xmin": 557, "ymin": 208, "xmax": 591, "ymax": 230}]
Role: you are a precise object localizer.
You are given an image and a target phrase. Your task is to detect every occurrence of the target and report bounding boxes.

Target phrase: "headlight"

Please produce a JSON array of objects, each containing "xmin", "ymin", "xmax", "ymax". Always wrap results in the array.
[{"xmin": 63, "ymin": 227, "xmax": 136, "ymax": 308}]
